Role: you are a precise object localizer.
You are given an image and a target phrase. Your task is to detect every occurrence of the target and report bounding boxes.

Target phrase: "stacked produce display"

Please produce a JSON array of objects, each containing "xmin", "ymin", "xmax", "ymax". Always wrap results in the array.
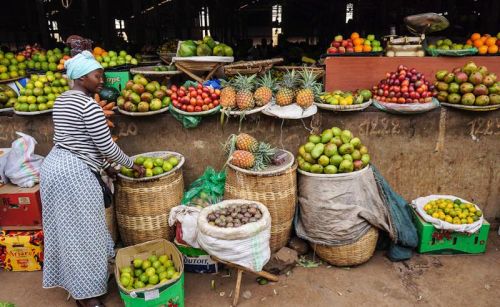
[
  {"xmin": 220, "ymin": 73, "xmax": 275, "ymax": 111},
  {"xmin": 169, "ymin": 83, "xmax": 220, "ymax": 113},
  {"xmin": 207, "ymin": 203, "xmax": 263, "ymax": 228},
  {"xmin": 326, "ymin": 32, "xmax": 383, "ymax": 54},
  {"xmin": 467, "ymin": 32, "xmax": 500, "ymax": 55},
  {"xmin": 0, "ymin": 85, "xmax": 17, "ymax": 110},
  {"xmin": 117, "ymin": 74, "xmax": 171, "ymax": 113},
  {"xmin": 372, "ymin": 65, "xmax": 435, "ymax": 104},
  {"xmin": 23, "ymin": 47, "xmax": 70, "ymax": 72},
  {"xmin": 0, "ymin": 51, "xmax": 27, "ymax": 80},
  {"xmin": 274, "ymin": 69, "xmax": 321, "ymax": 109},
  {"xmin": 319, "ymin": 89, "xmax": 372, "ymax": 106},
  {"xmin": 427, "ymin": 38, "xmax": 475, "ymax": 51},
  {"xmin": 225, "ymin": 133, "xmax": 277, "ymax": 171},
  {"xmin": 93, "ymin": 47, "xmax": 138, "ymax": 68},
  {"xmin": 118, "ymin": 254, "xmax": 181, "ymax": 290},
  {"xmin": 121, "ymin": 154, "xmax": 180, "ymax": 178},
  {"xmin": 178, "ymin": 36, "xmax": 233, "ymax": 57},
  {"xmin": 423, "ymin": 198, "xmax": 482, "ymax": 225},
  {"xmin": 297, "ymin": 128, "xmax": 370, "ymax": 174},
  {"xmin": 14, "ymin": 72, "xmax": 69, "ymax": 113},
  {"xmin": 435, "ymin": 62, "xmax": 499, "ymax": 106}
]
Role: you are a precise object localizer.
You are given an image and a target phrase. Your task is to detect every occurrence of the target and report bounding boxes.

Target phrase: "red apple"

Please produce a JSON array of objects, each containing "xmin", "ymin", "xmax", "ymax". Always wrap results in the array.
[
  {"xmin": 327, "ymin": 47, "xmax": 337, "ymax": 54},
  {"xmin": 346, "ymin": 47, "xmax": 354, "ymax": 53},
  {"xmin": 341, "ymin": 40, "xmax": 349, "ymax": 47},
  {"xmin": 338, "ymin": 47, "xmax": 346, "ymax": 53}
]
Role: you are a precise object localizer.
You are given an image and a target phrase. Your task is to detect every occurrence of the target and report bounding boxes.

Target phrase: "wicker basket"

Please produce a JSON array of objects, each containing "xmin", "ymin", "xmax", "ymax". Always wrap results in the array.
[
  {"xmin": 105, "ymin": 204, "xmax": 118, "ymax": 242},
  {"xmin": 224, "ymin": 164, "xmax": 297, "ymax": 252},
  {"xmin": 311, "ymin": 227, "xmax": 379, "ymax": 267},
  {"xmin": 115, "ymin": 170, "xmax": 184, "ymax": 246},
  {"xmin": 224, "ymin": 58, "xmax": 284, "ymax": 76}
]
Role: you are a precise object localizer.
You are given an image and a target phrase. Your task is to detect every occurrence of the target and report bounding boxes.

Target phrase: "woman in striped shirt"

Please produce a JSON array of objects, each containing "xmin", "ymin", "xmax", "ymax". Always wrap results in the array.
[{"xmin": 40, "ymin": 51, "xmax": 144, "ymax": 307}]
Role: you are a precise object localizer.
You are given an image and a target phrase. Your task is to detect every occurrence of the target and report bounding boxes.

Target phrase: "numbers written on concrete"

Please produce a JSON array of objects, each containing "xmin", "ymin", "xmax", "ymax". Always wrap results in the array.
[
  {"xmin": 117, "ymin": 122, "xmax": 138, "ymax": 137},
  {"xmin": 467, "ymin": 118, "xmax": 500, "ymax": 137},
  {"xmin": 359, "ymin": 117, "xmax": 401, "ymax": 136}
]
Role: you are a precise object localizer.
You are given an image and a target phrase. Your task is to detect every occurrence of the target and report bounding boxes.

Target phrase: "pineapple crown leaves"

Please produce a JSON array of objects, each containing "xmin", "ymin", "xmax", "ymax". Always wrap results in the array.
[
  {"xmin": 279, "ymin": 69, "xmax": 299, "ymax": 90},
  {"xmin": 233, "ymin": 73, "xmax": 257, "ymax": 92},
  {"xmin": 298, "ymin": 69, "xmax": 323, "ymax": 97},
  {"xmin": 251, "ymin": 142, "xmax": 277, "ymax": 171},
  {"xmin": 220, "ymin": 78, "xmax": 233, "ymax": 88},
  {"xmin": 257, "ymin": 72, "xmax": 277, "ymax": 92}
]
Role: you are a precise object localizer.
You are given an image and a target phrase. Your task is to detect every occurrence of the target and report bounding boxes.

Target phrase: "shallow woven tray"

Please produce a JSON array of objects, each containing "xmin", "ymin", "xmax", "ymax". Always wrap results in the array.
[
  {"xmin": 117, "ymin": 106, "xmax": 169, "ymax": 116},
  {"xmin": 311, "ymin": 226, "xmax": 379, "ymax": 267},
  {"xmin": 372, "ymin": 99, "xmax": 439, "ymax": 114},
  {"xmin": 224, "ymin": 58, "xmax": 284, "ymax": 76},
  {"xmin": 315, "ymin": 99, "xmax": 372, "ymax": 111},
  {"xmin": 0, "ymin": 107, "xmax": 13, "ymax": 113},
  {"xmin": 228, "ymin": 149, "xmax": 295, "ymax": 176},
  {"xmin": 14, "ymin": 109, "xmax": 53, "ymax": 116},
  {"xmin": 221, "ymin": 104, "xmax": 268, "ymax": 116},
  {"xmin": 440, "ymin": 102, "xmax": 500, "ymax": 112},
  {"xmin": 117, "ymin": 151, "xmax": 184, "ymax": 182},
  {"xmin": 130, "ymin": 66, "xmax": 182, "ymax": 76},
  {"xmin": 0, "ymin": 76, "xmax": 25, "ymax": 84},
  {"xmin": 171, "ymin": 104, "xmax": 221, "ymax": 116}
]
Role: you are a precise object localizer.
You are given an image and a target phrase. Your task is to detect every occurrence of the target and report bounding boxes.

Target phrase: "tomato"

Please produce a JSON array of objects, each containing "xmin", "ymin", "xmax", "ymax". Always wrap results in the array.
[
  {"xmin": 391, "ymin": 97, "xmax": 397, "ymax": 103},
  {"xmin": 405, "ymin": 98, "xmax": 412, "ymax": 104},
  {"xmin": 166, "ymin": 89, "xmax": 173, "ymax": 96},
  {"xmin": 397, "ymin": 97, "xmax": 405, "ymax": 103},
  {"xmin": 208, "ymin": 87, "xmax": 214, "ymax": 94},
  {"xmin": 202, "ymin": 87, "xmax": 210, "ymax": 93},
  {"xmin": 187, "ymin": 105, "xmax": 194, "ymax": 112},
  {"xmin": 190, "ymin": 91, "xmax": 197, "ymax": 97},
  {"xmin": 197, "ymin": 84, "xmax": 203, "ymax": 89},
  {"xmin": 171, "ymin": 93, "xmax": 177, "ymax": 100},
  {"xmin": 188, "ymin": 86, "xmax": 195, "ymax": 92},
  {"xmin": 202, "ymin": 104, "xmax": 209, "ymax": 111},
  {"xmin": 197, "ymin": 89, "xmax": 202, "ymax": 95},
  {"xmin": 215, "ymin": 89, "xmax": 221, "ymax": 95},
  {"xmin": 401, "ymin": 86, "xmax": 408, "ymax": 93},
  {"xmin": 208, "ymin": 103, "xmax": 214, "ymax": 109},
  {"xmin": 195, "ymin": 106, "xmax": 202, "ymax": 112},
  {"xmin": 202, "ymin": 92, "xmax": 209, "ymax": 99},
  {"xmin": 181, "ymin": 104, "xmax": 187, "ymax": 111},
  {"xmin": 213, "ymin": 99, "xmax": 219, "ymax": 106},
  {"xmin": 170, "ymin": 85, "xmax": 178, "ymax": 92},
  {"xmin": 416, "ymin": 87, "xmax": 424, "ymax": 94},
  {"xmin": 189, "ymin": 98, "xmax": 197, "ymax": 106},
  {"xmin": 180, "ymin": 86, "xmax": 186, "ymax": 92},
  {"xmin": 203, "ymin": 97, "xmax": 212, "ymax": 104},
  {"xmin": 196, "ymin": 100, "xmax": 203, "ymax": 107},
  {"xmin": 178, "ymin": 90, "xmax": 185, "ymax": 97}
]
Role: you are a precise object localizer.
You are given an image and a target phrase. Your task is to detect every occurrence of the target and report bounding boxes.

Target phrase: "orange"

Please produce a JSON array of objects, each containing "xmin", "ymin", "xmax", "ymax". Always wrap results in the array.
[
  {"xmin": 362, "ymin": 45, "xmax": 372, "ymax": 52},
  {"xmin": 471, "ymin": 33, "xmax": 481, "ymax": 41},
  {"xmin": 351, "ymin": 32, "xmax": 360, "ymax": 40},
  {"xmin": 93, "ymin": 47, "xmax": 104, "ymax": 55},
  {"xmin": 478, "ymin": 45, "xmax": 488, "ymax": 54},
  {"xmin": 63, "ymin": 55, "xmax": 71, "ymax": 60},
  {"xmin": 353, "ymin": 38, "xmax": 363, "ymax": 46},
  {"xmin": 354, "ymin": 45, "xmax": 363, "ymax": 53},
  {"xmin": 473, "ymin": 39, "xmax": 484, "ymax": 48},
  {"xmin": 485, "ymin": 37, "xmax": 497, "ymax": 46},
  {"xmin": 57, "ymin": 64, "xmax": 64, "ymax": 70},
  {"xmin": 101, "ymin": 51, "xmax": 108, "ymax": 57},
  {"xmin": 487, "ymin": 45, "xmax": 498, "ymax": 54},
  {"xmin": 466, "ymin": 39, "xmax": 472, "ymax": 45},
  {"xmin": 480, "ymin": 36, "xmax": 487, "ymax": 44}
]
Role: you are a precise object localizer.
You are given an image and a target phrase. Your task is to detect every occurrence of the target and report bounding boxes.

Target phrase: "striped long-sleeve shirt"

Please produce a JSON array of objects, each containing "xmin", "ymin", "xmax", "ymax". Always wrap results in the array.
[{"xmin": 52, "ymin": 90, "xmax": 134, "ymax": 173}]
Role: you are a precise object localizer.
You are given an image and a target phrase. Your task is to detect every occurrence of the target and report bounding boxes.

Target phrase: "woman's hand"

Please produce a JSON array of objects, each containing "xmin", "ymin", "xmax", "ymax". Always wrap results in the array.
[
  {"xmin": 104, "ymin": 166, "xmax": 119, "ymax": 180},
  {"xmin": 132, "ymin": 164, "xmax": 146, "ymax": 178}
]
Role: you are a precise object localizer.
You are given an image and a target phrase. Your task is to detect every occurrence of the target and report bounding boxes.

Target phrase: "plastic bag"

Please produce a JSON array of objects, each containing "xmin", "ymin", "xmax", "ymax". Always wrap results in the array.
[
  {"xmin": 168, "ymin": 206, "xmax": 202, "ymax": 248},
  {"xmin": 196, "ymin": 200, "xmax": 271, "ymax": 271},
  {"xmin": 263, "ymin": 101, "xmax": 317, "ymax": 119},
  {"xmin": 4, "ymin": 132, "xmax": 44, "ymax": 188},
  {"xmin": 0, "ymin": 149, "xmax": 11, "ymax": 184},
  {"xmin": 412, "ymin": 195, "xmax": 483, "ymax": 233},
  {"xmin": 181, "ymin": 167, "xmax": 226, "ymax": 206},
  {"xmin": 372, "ymin": 98, "xmax": 440, "ymax": 115},
  {"xmin": 168, "ymin": 105, "xmax": 203, "ymax": 128}
]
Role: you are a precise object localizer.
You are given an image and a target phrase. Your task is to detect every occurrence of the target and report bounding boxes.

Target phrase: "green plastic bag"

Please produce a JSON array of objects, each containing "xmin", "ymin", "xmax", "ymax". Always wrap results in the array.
[
  {"xmin": 182, "ymin": 167, "xmax": 226, "ymax": 206},
  {"xmin": 169, "ymin": 105, "xmax": 202, "ymax": 128}
]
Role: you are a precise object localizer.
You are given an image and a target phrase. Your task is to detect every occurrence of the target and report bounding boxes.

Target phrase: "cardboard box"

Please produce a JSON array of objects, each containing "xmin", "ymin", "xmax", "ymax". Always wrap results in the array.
[
  {"xmin": 174, "ymin": 239, "xmax": 219, "ymax": 274},
  {"xmin": 0, "ymin": 229, "xmax": 44, "ymax": 271},
  {"xmin": 104, "ymin": 71, "xmax": 130, "ymax": 91},
  {"xmin": 0, "ymin": 184, "xmax": 42, "ymax": 228}
]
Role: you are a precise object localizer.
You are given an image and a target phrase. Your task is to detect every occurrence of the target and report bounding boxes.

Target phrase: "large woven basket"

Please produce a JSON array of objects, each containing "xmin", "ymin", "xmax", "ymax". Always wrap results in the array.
[
  {"xmin": 115, "ymin": 170, "xmax": 184, "ymax": 246},
  {"xmin": 311, "ymin": 227, "xmax": 379, "ymax": 267},
  {"xmin": 105, "ymin": 204, "xmax": 118, "ymax": 242},
  {"xmin": 224, "ymin": 164, "xmax": 297, "ymax": 252}
]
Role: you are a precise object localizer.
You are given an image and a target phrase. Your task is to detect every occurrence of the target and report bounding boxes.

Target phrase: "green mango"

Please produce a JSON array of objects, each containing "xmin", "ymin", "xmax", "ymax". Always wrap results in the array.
[
  {"xmin": 311, "ymin": 143, "xmax": 325, "ymax": 159},
  {"xmin": 308, "ymin": 134, "xmax": 321, "ymax": 144},
  {"xmin": 310, "ymin": 164, "xmax": 324, "ymax": 174},
  {"xmin": 304, "ymin": 142, "xmax": 315, "ymax": 153},
  {"xmin": 324, "ymin": 165, "xmax": 338, "ymax": 174},
  {"xmin": 321, "ymin": 129, "xmax": 333, "ymax": 143},
  {"xmin": 324, "ymin": 143, "xmax": 337, "ymax": 157}
]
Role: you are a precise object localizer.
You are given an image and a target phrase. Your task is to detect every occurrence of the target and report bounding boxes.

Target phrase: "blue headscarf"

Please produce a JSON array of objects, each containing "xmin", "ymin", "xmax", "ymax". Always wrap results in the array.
[{"xmin": 64, "ymin": 50, "xmax": 103, "ymax": 80}]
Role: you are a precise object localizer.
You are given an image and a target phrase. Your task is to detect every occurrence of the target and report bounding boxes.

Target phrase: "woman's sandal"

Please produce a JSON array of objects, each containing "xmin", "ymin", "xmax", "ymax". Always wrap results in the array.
[{"xmin": 75, "ymin": 298, "xmax": 106, "ymax": 307}]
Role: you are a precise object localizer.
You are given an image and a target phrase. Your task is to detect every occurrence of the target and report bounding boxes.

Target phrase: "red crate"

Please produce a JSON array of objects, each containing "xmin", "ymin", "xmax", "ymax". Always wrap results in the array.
[{"xmin": 0, "ymin": 184, "xmax": 42, "ymax": 228}]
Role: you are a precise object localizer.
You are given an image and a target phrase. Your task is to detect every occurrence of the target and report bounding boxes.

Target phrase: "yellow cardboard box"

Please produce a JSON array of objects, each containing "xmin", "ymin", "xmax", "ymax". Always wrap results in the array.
[{"xmin": 0, "ymin": 229, "xmax": 44, "ymax": 271}]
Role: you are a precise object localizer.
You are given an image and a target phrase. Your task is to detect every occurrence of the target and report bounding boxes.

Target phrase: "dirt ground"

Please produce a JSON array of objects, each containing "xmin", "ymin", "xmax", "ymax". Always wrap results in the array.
[{"xmin": 1, "ymin": 231, "xmax": 499, "ymax": 307}]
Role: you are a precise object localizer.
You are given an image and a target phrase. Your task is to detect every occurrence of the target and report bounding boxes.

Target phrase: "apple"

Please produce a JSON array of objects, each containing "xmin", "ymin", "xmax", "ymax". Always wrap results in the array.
[
  {"xmin": 367, "ymin": 34, "xmax": 375, "ymax": 41},
  {"xmin": 327, "ymin": 47, "xmax": 337, "ymax": 54},
  {"xmin": 334, "ymin": 35, "xmax": 343, "ymax": 42},
  {"xmin": 346, "ymin": 47, "xmax": 354, "ymax": 53},
  {"xmin": 338, "ymin": 47, "xmax": 346, "ymax": 53},
  {"xmin": 341, "ymin": 40, "xmax": 348, "ymax": 47}
]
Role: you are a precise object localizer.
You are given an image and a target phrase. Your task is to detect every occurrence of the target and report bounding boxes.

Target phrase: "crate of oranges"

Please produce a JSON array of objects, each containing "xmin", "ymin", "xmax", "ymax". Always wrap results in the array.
[
  {"xmin": 412, "ymin": 195, "xmax": 484, "ymax": 234},
  {"xmin": 468, "ymin": 32, "xmax": 500, "ymax": 55}
]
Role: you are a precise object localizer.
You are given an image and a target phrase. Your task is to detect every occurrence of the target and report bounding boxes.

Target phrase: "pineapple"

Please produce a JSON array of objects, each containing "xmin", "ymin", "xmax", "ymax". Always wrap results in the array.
[
  {"xmin": 231, "ymin": 150, "xmax": 255, "ymax": 169},
  {"xmin": 236, "ymin": 133, "xmax": 259, "ymax": 152},
  {"xmin": 275, "ymin": 70, "xmax": 298, "ymax": 106},
  {"xmin": 295, "ymin": 69, "xmax": 321, "ymax": 109},
  {"xmin": 253, "ymin": 142, "xmax": 277, "ymax": 170},
  {"xmin": 234, "ymin": 74, "xmax": 256, "ymax": 110},
  {"xmin": 220, "ymin": 79, "xmax": 236, "ymax": 109},
  {"xmin": 253, "ymin": 72, "xmax": 276, "ymax": 106}
]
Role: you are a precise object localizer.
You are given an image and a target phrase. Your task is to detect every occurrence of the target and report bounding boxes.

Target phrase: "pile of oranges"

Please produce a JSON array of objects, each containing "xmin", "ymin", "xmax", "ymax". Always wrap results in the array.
[
  {"xmin": 56, "ymin": 55, "xmax": 71, "ymax": 71},
  {"xmin": 467, "ymin": 33, "xmax": 499, "ymax": 54},
  {"xmin": 93, "ymin": 47, "xmax": 108, "ymax": 58}
]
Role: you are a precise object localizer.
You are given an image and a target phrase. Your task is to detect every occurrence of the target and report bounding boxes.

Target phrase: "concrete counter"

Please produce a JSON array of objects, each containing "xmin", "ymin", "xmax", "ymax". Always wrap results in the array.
[{"xmin": 0, "ymin": 108, "xmax": 499, "ymax": 221}]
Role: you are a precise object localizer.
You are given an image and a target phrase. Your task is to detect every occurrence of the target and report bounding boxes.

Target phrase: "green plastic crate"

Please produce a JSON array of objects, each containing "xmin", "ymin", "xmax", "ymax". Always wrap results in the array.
[
  {"xmin": 104, "ymin": 70, "xmax": 130, "ymax": 91},
  {"xmin": 119, "ymin": 273, "xmax": 184, "ymax": 307},
  {"xmin": 410, "ymin": 206, "xmax": 490, "ymax": 254}
]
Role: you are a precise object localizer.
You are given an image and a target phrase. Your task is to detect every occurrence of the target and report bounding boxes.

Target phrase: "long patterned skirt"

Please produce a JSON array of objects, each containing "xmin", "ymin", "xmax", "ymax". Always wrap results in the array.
[{"xmin": 40, "ymin": 147, "xmax": 114, "ymax": 300}]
